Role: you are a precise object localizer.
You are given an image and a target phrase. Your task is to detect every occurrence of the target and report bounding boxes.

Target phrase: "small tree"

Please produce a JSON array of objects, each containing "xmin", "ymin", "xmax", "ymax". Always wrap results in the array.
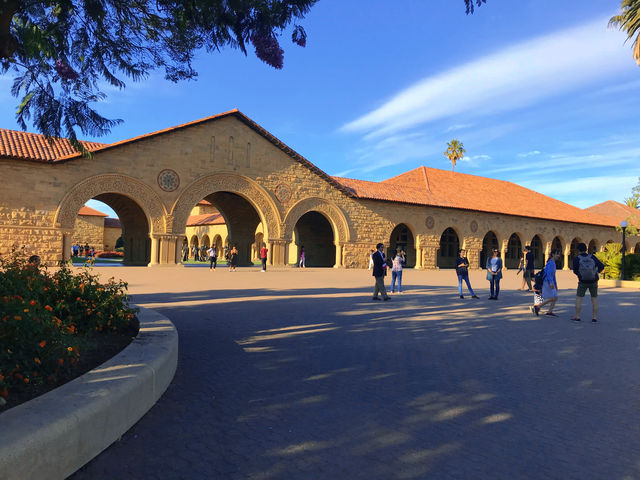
[
  {"xmin": 595, "ymin": 243, "xmax": 622, "ymax": 279},
  {"xmin": 444, "ymin": 139, "xmax": 466, "ymax": 172}
]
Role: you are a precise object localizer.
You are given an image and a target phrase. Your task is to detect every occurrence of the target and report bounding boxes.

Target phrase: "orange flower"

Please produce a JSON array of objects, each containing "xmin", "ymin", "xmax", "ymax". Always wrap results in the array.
[
  {"xmin": 67, "ymin": 346, "xmax": 73, "ymax": 352},
  {"xmin": 57, "ymin": 358, "xmax": 64, "ymax": 366},
  {"xmin": 34, "ymin": 357, "xmax": 41, "ymax": 364},
  {"xmin": 39, "ymin": 340, "xmax": 46, "ymax": 348},
  {"xmin": 23, "ymin": 308, "xmax": 29, "ymax": 313},
  {"xmin": 13, "ymin": 315, "xmax": 21, "ymax": 321},
  {"xmin": 29, "ymin": 299, "xmax": 36, "ymax": 306},
  {"xmin": 44, "ymin": 305, "xmax": 53, "ymax": 311},
  {"xmin": 23, "ymin": 377, "xmax": 29, "ymax": 384},
  {"xmin": 43, "ymin": 287, "xmax": 48, "ymax": 292}
]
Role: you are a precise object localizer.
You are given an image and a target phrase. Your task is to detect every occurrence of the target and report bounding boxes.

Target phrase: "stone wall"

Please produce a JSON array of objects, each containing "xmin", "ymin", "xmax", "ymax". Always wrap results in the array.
[
  {"xmin": 103, "ymin": 226, "xmax": 122, "ymax": 251},
  {"xmin": 73, "ymin": 215, "xmax": 104, "ymax": 251}
]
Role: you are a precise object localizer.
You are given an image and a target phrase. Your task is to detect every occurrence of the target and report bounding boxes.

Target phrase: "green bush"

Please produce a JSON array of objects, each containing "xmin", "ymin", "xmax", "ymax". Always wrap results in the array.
[
  {"xmin": 0, "ymin": 250, "xmax": 136, "ymax": 401},
  {"xmin": 595, "ymin": 245, "xmax": 640, "ymax": 280}
]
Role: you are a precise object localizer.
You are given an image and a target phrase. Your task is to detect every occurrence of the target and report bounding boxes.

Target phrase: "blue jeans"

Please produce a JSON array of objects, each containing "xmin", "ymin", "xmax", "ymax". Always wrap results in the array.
[
  {"xmin": 391, "ymin": 270, "xmax": 402, "ymax": 292},
  {"xmin": 457, "ymin": 273, "xmax": 475, "ymax": 296},
  {"xmin": 489, "ymin": 276, "xmax": 500, "ymax": 298}
]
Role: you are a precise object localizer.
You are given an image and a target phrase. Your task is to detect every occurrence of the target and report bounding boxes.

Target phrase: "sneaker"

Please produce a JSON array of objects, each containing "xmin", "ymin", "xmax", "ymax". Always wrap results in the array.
[
  {"xmin": 372, "ymin": 297, "xmax": 381, "ymax": 301},
  {"xmin": 472, "ymin": 295, "xmax": 479, "ymax": 299},
  {"xmin": 534, "ymin": 306, "xmax": 540, "ymax": 316},
  {"xmin": 592, "ymin": 318, "xmax": 597, "ymax": 323},
  {"xmin": 383, "ymin": 297, "xmax": 391, "ymax": 301},
  {"xmin": 488, "ymin": 296, "xmax": 494, "ymax": 300},
  {"xmin": 544, "ymin": 312, "xmax": 558, "ymax": 317},
  {"xmin": 460, "ymin": 295, "xmax": 464, "ymax": 299},
  {"xmin": 571, "ymin": 316, "xmax": 581, "ymax": 322}
]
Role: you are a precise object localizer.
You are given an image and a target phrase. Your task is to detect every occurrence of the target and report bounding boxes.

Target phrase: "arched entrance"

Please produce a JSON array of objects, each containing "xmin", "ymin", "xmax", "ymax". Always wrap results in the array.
[
  {"xmin": 531, "ymin": 235, "xmax": 544, "ymax": 269},
  {"xmin": 505, "ymin": 233, "xmax": 522, "ymax": 269},
  {"xmin": 202, "ymin": 235, "xmax": 210, "ymax": 248},
  {"xmin": 551, "ymin": 236, "xmax": 564, "ymax": 269},
  {"xmin": 438, "ymin": 227, "xmax": 459, "ymax": 269},
  {"xmin": 569, "ymin": 238, "xmax": 581, "ymax": 266},
  {"xmin": 254, "ymin": 232, "xmax": 264, "ymax": 261},
  {"xmin": 293, "ymin": 212, "xmax": 336, "ymax": 267},
  {"xmin": 635, "ymin": 242, "xmax": 640, "ymax": 254},
  {"xmin": 190, "ymin": 235, "xmax": 199, "ymax": 260},
  {"xmin": 388, "ymin": 224, "xmax": 416, "ymax": 268},
  {"xmin": 481, "ymin": 231, "xmax": 499, "ymax": 269},
  {"xmin": 588, "ymin": 239, "xmax": 598, "ymax": 254}
]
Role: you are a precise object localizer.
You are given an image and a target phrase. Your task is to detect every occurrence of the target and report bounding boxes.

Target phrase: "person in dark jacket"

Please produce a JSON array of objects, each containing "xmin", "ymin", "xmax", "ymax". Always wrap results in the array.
[
  {"xmin": 456, "ymin": 249, "xmax": 479, "ymax": 299},
  {"xmin": 571, "ymin": 242, "xmax": 605, "ymax": 322},
  {"xmin": 486, "ymin": 249, "xmax": 503, "ymax": 300},
  {"xmin": 522, "ymin": 245, "xmax": 535, "ymax": 291},
  {"xmin": 371, "ymin": 243, "xmax": 390, "ymax": 301}
]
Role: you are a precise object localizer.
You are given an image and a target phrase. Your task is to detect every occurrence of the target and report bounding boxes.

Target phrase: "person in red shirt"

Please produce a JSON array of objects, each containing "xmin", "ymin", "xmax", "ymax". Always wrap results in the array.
[{"xmin": 260, "ymin": 244, "xmax": 268, "ymax": 272}]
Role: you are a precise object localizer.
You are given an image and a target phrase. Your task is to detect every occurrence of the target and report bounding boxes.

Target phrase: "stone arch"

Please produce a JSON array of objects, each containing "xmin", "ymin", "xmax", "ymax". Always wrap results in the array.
[
  {"xmin": 170, "ymin": 174, "xmax": 281, "ymax": 239},
  {"xmin": 588, "ymin": 239, "xmax": 598, "ymax": 254},
  {"xmin": 551, "ymin": 236, "xmax": 565, "ymax": 269},
  {"xmin": 437, "ymin": 226, "xmax": 461, "ymax": 268},
  {"xmin": 635, "ymin": 241, "xmax": 640, "ymax": 254},
  {"xmin": 55, "ymin": 174, "xmax": 167, "ymax": 233},
  {"xmin": 388, "ymin": 223, "xmax": 417, "ymax": 268},
  {"xmin": 201, "ymin": 234, "xmax": 211, "ymax": 248},
  {"xmin": 505, "ymin": 232, "xmax": 524, "ymax": 269},
  {"xmin": 55, "ymin": 174, "xmax": 167, "ymax": 265},
  {"xmin": 569, "ymin": 237, "xmax": 582, "ymax": 265},
  {"xmin": 481, "ymin": 230, "xmax": 499, "ymax": 269},
  {"xmin": 283, "ymin": 197, "xmax": 350, "ymax": 244},
  {"xmin": 530, "ymin": 234, "xmax": 545, "ymax": 269}
]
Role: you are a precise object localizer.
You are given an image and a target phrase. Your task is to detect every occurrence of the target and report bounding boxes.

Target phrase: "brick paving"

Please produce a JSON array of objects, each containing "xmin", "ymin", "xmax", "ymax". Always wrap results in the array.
[{"xmin": 70, "ymin": 267, "xmax": 640, "ymax": 479}]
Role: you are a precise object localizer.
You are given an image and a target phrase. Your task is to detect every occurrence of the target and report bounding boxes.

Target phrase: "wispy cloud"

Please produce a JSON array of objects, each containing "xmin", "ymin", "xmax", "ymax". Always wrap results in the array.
[
  {"xmin": 445, "ymin": 123, "xmax": 473, "ymax": 133},
  {"xmin": 340, "ymin": 17, "xmax": 630, "ymax": 138},
  {"xmin": 464, "ymin": 154, "xmax": 491, "ymax": 162},
  {"xmin": 517, "ymin": 150, "xmax": 541, "ymax": 158}
]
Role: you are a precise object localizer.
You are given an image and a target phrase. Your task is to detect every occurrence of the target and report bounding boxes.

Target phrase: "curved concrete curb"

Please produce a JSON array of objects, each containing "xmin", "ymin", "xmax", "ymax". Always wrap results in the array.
[
  {"xmin": 0, "ymin": 306, "xmax": 178, "ymax": 480},
  {"xmin": 600, "ymin": 279, "xmax": 640, "ymax": 289}
]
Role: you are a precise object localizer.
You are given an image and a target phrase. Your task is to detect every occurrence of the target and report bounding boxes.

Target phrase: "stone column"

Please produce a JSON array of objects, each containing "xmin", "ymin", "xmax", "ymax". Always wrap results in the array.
[
  {"xmin": 563, "ymin": 243, "xmax": 571, "ymax": 270},
  {"xmin": 62, "ymin": 233, "xmax": 72, "ymax": 262},
  {"xmin": 500, "ymin": 241, "xmax": 508, "ymax": 270},
  {"xmin": 148, "ymin": 236, "xmax": 159, "ymax": 266},
  {"xmin": 422, "ymin": 238, "xmax": 439, "ymax": 270},
  {"xmin": 415, "ymin": 246, "xmax": 424, "ymax": 269},
  {"xmin": 334, "ymin": 243, "xmax": 344, "ymax": 268}
]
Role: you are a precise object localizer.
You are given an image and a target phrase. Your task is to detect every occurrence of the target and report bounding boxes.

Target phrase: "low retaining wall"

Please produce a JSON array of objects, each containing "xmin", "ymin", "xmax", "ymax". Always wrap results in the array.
[
  {"xmin": 0, "ymin": 306, "xmax": 178, "ymax": 480},
  {"xmin": 600, "ymin": 279, "xmax": 640, "ymax": 289}
]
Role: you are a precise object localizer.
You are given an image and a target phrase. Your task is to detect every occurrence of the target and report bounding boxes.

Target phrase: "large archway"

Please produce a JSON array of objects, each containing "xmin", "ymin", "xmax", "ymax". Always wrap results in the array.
[
  {"xmin": 388, "ymin": 224, "xmax": 416, "ymax": 268},
  {"xmin": 569, "ymin": 238, "xmax": 581, "ymax": 266},
  {"xmin": 588, "ymin": 239, "xmax": 598, "ymax": 254},
  {"xmin": 635, "ymin": 242, "xmax": 640, "ymax": 254},
  {"xmin": 55, "ymin": 174, "xmax": 165, "ymax": 266},
  {"xmin": 531, "ymin": 235, "xmax": 544, "ymax": 269},
  {"xmin": 481, "ymin": 231, "xmax": 499, "ymax": 269},
  {"xmin": 438, "ymin": 227, "xmax": 459, "ymax": 269},
  {"xmin": 294, "ymin": 212, "xmax": 336, "ymax": 267},
  {"xmin": 505, "ymin": 233, "xmax": 522, "ymax": 269},
  {"xmin": 551, "ymin": 236, "xmax": 564, "ymax": 269}
]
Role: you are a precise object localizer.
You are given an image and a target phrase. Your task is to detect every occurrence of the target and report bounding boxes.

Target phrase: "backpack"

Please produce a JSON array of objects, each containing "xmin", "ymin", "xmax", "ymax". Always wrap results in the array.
[
  {"xmin": 578, "ymin": 254, "xmax": 598, "ymax": 282},
  {"xmin": 533, "ymin": 269, "xmax": 545, "ymax": 289}
]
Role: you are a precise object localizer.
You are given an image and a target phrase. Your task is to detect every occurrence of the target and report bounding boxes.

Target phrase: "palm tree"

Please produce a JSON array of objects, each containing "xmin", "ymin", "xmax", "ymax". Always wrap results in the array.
[
  {"xmin": 609, "ymin": 0, "xmax": 640, "ymax": 65},
  {"xmin": 444, "ymin": 140, "xmax": 466, "ymax": 172},
  {"xmin": 625, "ymin": 195, "xmax": 640, "ymax": 208}
]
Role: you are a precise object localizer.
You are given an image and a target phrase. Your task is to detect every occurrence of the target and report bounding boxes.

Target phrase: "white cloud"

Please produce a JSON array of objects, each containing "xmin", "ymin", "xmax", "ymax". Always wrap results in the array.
[
  {"xmin": 445, "ymin": 123, "xmax": 473, "ymax": 133},
  {"xmin": 464, "ymin": 154, "xmax": 491, "ymax": 162},
  {"xmin": 340, "ymin": 17, "xmax": 631, "ymax": 138},
  {"xmin": 517, "ymin": 150, "xmax": 541, "ymax": 158}
]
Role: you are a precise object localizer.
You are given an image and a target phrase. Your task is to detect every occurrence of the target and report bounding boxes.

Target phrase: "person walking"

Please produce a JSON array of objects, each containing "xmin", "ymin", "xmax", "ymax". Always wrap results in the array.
[
  {"xmin": 456, "ymin": 249, "xmax": 479, "ymax": 299},
  {"xmin": 371, "ymin": 243, "xmax": 390, "ymax": 301},
  {"xmin": 390, "ymin": 249, "xmax": 405, "ymax": 293},
  {"xmin": 182, "ymin": 243, "xmax": 189, "ymax": 262},
  {"xmin": 535, "ymin": 249, "xmax": 561, "ymax": 316},
  {"xmin": 571, "ymin": 242, "xmax": 605, "ymax": 322},
  {"xmin": 299, "ymin": 246, "xmax": 306, "ymax": 268},
  {"xmin": 368, "ymin": 250, "xmax": 375, "ymax": 270},
  {"xmin": 523, "ymin": 245, "xmax": 535, "ymax": 291},
  {"xmin": 207, "ymin": 245, "xmax": 217, "ymax": 270},
  {"xmin": 260, "ymin": 243, "xmax": 268, "ymax": 272},
  {"xmin": 486, "ymin": 249, "xmax": 503, "ymax": 300},
  {"xmin": 193, "ymin": 244, "xmax": 200, "ymax": 262},
  {"xmin": 229, "ymin": 245, "xmax": 238, "ymax": 271}
]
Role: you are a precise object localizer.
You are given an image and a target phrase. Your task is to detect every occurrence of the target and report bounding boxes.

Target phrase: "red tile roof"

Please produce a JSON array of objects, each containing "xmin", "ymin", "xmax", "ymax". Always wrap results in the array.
[
  {"xmin": 104, "ymin": 218, "xmax": 122, "ymax": 228},
  {"xmin": 584, "ymin": 201, "xmax": 640, "ymax": 225},
  {"xmin": 186, "ymin": 213, "xmax": 226, "ymax": 227},
  {"xmin": 0, "ymin": 129, "xmax": 106, "ymax": 162},
  {"xmin": 78, "ymin": 205, "xmax": 108, "ymax": 217},
  {"xmin": 333, "ymin": 166, "xmax": 619, "ymax": 228}
]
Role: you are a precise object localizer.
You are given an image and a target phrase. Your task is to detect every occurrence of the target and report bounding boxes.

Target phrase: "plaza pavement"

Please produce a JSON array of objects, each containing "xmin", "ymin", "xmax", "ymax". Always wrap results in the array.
[{"xmin": 70, "ymin": 266, "xmax": 640, "ymax": 479}]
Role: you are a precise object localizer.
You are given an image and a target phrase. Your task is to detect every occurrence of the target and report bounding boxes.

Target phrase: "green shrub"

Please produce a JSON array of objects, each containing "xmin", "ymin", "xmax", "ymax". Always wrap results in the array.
[
  {"xmin": 0, "ymin": 249, "xmax": 136, "ymax": 401},
  {"xmin": 595, "ymin": 243, "xmax": 622, "ymax": 279}
]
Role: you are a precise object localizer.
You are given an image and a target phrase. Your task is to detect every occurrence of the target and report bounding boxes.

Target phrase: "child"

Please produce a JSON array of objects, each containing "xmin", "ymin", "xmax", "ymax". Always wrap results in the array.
[{"xmin": 529, "ymin": 271, "xmax": 544, "ymax": 316}]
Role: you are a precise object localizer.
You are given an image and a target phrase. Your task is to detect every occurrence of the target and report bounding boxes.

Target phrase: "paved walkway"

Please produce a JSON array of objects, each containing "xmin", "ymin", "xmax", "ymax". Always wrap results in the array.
[{"xmin": 70, "ymin": 267, "xmax": 640, "ymax": 479}]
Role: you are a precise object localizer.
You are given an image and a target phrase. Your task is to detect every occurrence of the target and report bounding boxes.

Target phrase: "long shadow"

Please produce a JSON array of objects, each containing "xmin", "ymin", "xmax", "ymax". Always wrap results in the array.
[{"xmin": 71, "ymin": 285, "xmax": 640, "ymax": 479}]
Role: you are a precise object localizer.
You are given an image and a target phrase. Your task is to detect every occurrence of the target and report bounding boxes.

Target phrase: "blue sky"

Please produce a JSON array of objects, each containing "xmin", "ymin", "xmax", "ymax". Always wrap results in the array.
[{"xmin": 1, "ymin": 0, "xmax": 639, "ymax": 218}]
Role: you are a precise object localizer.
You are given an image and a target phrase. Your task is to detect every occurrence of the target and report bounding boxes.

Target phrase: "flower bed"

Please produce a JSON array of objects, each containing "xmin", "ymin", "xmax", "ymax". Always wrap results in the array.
[
  {"xmin": 95, "ymin": 251, "xmax": 124, "ymax": 259},
  {"xmin": 0, "ymin": 251, "xmax": 137, "ymax": 407}
]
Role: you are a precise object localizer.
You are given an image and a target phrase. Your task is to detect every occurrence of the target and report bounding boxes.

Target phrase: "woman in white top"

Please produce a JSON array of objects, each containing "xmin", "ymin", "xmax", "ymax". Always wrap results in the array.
[{"xmin": 390, "ymin": 249, "xmax": 405, "ymax": 293}]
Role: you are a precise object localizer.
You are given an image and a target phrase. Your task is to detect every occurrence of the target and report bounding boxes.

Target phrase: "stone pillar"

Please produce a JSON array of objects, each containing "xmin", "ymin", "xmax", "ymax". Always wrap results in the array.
[
  {"xmin": 415, "ymin": 246, "xmax": 424, "ymax": 269},
  {"xmin": 62, "ymin": 233, "xmax": 72, "ymax": 262},
  {"xmin": 268, "ymin": 240, "xmax": 288, "ymax": 266},
  {"xmin": 334, "ymin": 243, "xmax": 344, "ymax": 268},
  {"xmin": 563, "ymin": 243, "xmax": 571, "ymax": 270},
  {"xmin": 149, "ymin": 236, "xmax": 159, "ymax": 266},
  {"xmin": 500, "ymin": 241, "xmax": 508, "ymax": 270},
  {"xmin": 422, "ymin": 239, "xmax": 439, "ymax": 270}
]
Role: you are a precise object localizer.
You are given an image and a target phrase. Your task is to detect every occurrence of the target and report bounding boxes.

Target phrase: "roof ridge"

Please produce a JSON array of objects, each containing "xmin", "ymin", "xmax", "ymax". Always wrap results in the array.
[{"xmin": 421, "ymin": 166, "xmax": 431, "ymax": 192}]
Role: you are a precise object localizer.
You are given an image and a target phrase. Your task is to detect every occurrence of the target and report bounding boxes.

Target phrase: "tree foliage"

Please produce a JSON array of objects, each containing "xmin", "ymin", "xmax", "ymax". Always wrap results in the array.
[
  {"xmin": 610, "ymin": 0, "xmax": 640, "ymax": 66},
  {"xmin": 0, "ymin": 0, "xmax": 316, "ymax": 149},
  {"xmin": 444, "ymin": 139, "xmax": 466, "ymax": 172}
]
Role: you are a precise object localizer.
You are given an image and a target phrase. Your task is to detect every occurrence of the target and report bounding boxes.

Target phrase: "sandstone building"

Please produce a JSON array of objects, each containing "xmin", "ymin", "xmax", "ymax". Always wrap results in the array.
[{"xmin": 1, "ymin": 110, "xmax": 637, "ymax": 268}]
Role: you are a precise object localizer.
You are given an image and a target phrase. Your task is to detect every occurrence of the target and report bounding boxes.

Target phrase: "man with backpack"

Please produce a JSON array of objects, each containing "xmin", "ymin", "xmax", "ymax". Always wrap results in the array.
[{"xmin": 571, "ymin": 242, "xmax": 605, "ymax": 322}]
